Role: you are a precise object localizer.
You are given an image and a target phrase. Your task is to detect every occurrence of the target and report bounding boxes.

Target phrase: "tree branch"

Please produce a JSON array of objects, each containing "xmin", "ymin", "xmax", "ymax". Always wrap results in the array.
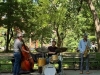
[{"xmin": 77, "ymin": 0, "xmax": 84, "ymax": 13}]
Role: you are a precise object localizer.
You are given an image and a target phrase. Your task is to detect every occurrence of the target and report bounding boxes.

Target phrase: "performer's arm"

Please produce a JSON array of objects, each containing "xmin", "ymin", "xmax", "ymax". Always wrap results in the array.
[
  {"xmin": 21, "ymin": 45, "xmax": 29, "ymax": 53},
  {"xmin": 78, "ymin": 40, "xmax": 83, "ymax": 53},
  {"xmin": 48, "ymin": 51, "xmax": 56, "ymax": 54},
  {"xmin": 48, "ymin": 47, "xmax": 56, "ymax": 54}
]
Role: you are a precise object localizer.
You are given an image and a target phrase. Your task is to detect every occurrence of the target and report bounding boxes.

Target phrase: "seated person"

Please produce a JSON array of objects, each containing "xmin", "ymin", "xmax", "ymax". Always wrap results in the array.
[{"xmin": 46, "ymin": 41, "xmax": 61, "ymax": 73}]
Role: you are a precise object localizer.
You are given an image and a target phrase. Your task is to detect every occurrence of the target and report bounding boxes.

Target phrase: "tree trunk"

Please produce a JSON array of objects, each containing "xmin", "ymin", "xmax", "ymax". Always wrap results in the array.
[
  {"xmin": 87, "ymin": 0, "xmax": 100, "ymax": 52},
  {"xmin": 5, "ymin": 0, "xmax": 14, "ymax": 52},
  {"xmin": 5, "ymin": 26, "xmax": 10, "ymax": 52},
  {"xmin": 56, "ymin": 27, "xmax": 62, "ymax": 48}
]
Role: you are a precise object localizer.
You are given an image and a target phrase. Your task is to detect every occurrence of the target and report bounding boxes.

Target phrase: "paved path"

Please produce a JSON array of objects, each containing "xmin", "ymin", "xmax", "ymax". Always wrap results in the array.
[{"xmin": 0, "ymin": 70, "xmax": 100, "ymax": 75}]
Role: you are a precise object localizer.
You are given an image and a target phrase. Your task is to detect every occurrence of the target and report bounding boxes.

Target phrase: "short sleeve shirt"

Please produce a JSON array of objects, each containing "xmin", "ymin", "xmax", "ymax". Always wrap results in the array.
[{"xmin": 48, "ymin": 46, "xmax": 58, "ymax": 57}]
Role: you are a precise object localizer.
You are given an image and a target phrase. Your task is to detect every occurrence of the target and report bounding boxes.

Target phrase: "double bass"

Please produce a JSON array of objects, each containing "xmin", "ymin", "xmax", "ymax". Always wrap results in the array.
[{"xmin": 21, "ymin": 41, "xmax": 34, "ymax": 71}]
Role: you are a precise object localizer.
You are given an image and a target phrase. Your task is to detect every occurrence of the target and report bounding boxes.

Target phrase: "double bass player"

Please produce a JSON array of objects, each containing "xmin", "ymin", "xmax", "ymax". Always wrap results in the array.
[
  {"xmin": 13, "ymin": 33, "xmax": 34, "ymax": 75},
  {"xmin": 13, "ymin": 33, "xmax": 23, "ymax": 75}
]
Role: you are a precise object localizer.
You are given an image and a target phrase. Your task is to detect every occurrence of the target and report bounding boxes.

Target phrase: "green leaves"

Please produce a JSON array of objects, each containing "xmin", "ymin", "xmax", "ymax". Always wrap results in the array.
[{"xmin": 0, "ymin": 0, "xmax": 99, "ymax": 50}]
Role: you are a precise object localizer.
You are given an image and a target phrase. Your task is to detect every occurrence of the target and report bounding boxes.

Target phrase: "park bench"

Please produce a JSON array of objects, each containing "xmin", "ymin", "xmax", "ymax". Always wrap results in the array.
[
  {"xmin": 62, "ymin": 53, "xmax": 75, "ymax": 69},
  {"xmin": 62, "ymin": 52, "xmax": 99, "ymax": 70},
  {"xmin": 73, "ymin": 53, "xmax": 98, "ymax": 70},
  {"xmin": 0, "ymin": 52, "xmax": 99, "ymax": 73},
  {"xmin": 0, "ymin": 53, "xmax": 42, "ymax": 73}
]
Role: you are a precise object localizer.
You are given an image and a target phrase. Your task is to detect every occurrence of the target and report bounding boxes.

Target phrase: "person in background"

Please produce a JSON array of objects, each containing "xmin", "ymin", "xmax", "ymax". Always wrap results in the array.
[
  {"xmin": 13, "ymin": 33, "xmax": 23, "ymax": 75},
  {"xmin": 78, "ymin": 33, "xmax": 91, "ymax": 74},
  {"xmin": 91, "ymin": 41, "xmax": 97, "ymax": 52},
  {"xmin": 47, "ymin": 41, "xmax": 61, "ymax": 74}
]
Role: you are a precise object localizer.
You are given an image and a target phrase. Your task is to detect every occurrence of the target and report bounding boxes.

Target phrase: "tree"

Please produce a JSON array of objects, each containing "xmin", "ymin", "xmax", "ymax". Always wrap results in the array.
[
  {"xmin": 86, "ymin": 0, "xmax": 100, "ymax": 52},
  {"xmin": 0, "ymin": 0, "xmax": 35, "ymax": 51},
  {"xmin": 47, "ymin": 0, "xmax": 69, "ymax": 47},
  {"xmin": 0, "ymin": 0, "xmax": 99, "ymax": 52},
  {"xmin": 0, "ymin": 0, "xmax": 16, "ymax": 52}
]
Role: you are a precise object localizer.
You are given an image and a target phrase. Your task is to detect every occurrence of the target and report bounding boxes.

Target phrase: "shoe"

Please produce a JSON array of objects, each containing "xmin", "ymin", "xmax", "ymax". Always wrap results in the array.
[
  {"xmin": 57, "ymin": 72, "xmax": 62, "ymax": 75},
  {"xmin": 86, "ymin": 71, "xmax": 90, "ymax": 74},
  {"xmin": 80, "ymin": 71, "xmax": 83, "ymax": 74},
  {"xmin": 30, "ymin": 69, "xmax": 35, "ymax": 72}
]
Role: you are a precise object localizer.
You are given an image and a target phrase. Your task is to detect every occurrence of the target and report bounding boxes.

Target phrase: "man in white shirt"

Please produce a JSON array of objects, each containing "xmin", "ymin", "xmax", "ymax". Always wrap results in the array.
[
  {"xmin": 78, "ymin": 33, "xmax": 91, "ymax": 74},
  {"xmin": 91, "ymin": 41, "xmax": 97, "ymax": 52}
]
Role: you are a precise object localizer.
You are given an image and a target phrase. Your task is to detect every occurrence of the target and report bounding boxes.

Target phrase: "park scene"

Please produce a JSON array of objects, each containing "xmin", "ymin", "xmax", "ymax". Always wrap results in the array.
[{"xmin": 0, "ymin": 0, "xmax": 100, "ymax": 75}]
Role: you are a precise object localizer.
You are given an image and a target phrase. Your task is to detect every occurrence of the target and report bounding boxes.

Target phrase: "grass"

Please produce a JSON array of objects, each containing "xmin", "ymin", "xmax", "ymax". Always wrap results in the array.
[{"xmin": 0, "ymin": 64, "xmax": 12, "ymax": 72}]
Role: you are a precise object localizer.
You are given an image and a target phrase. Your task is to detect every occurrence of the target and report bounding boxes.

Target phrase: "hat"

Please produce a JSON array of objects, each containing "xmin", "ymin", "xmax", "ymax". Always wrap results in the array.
[
  {"xmin": 17, "ymin": 33, "xmax": 23, "ymax": 37},
  {"xmin": 83, "ymin": 33, "xmax": 88, "ymax": 37}
]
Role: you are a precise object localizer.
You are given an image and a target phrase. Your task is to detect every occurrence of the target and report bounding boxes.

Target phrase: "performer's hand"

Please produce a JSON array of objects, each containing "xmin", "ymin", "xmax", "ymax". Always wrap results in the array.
[
  {"xmin": 53, "ymin": 52, "xmax": 56, "ymax": 54},
  {"xmin": 49, "ymin": 52, "xmax": 56, "ymax": 54},
  {"xmin": 27, "ymin": 51, "xmax": 30, "ymax": 53}
]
